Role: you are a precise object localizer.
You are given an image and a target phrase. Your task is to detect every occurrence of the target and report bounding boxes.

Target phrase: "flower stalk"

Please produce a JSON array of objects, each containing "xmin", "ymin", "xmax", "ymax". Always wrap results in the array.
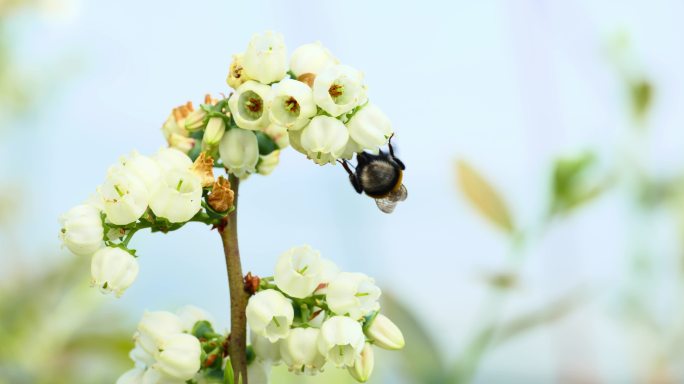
[{"xmin": 218, "ymin": 174, "xmax": 248, "ymax": 384}]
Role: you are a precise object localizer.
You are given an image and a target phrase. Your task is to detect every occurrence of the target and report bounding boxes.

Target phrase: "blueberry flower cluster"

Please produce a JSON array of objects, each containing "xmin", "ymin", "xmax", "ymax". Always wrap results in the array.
[
  {"xmin": 59, "ymin": 148, "xmax": 234, "ymax": 297},
  {"xmin": 163, "ymin": 31, "xmax": 394, "ymax": 170},
  {"xmin": 246, "ymin": 245, "xmax": 405, "ymax": 382},
  {"xmin": 117, "ymin": 306, "xmax": 214, "ymax": 384}
]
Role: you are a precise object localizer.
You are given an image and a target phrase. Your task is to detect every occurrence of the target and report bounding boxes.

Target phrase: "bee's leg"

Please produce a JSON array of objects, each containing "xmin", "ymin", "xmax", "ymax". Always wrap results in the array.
[
  {"xmin": 339, "ymin": 160, "xmax": 363, "ymax": 194},
  {"xmin": 387, "ymin": 134, "xmax": 405, "ymax": 170}
]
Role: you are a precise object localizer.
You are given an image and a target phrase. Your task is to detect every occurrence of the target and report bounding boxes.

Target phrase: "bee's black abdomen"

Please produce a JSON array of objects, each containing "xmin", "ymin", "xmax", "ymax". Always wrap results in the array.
[{"xmin": 358, "ymin": 159, "xmax": 401, "ymax": 197}]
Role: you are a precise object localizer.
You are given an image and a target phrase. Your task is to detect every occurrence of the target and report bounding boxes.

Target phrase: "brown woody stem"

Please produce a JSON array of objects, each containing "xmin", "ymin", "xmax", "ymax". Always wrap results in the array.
[{"xmin": 218, "ymin": 174, "xmax": 248, "ymax": 384}]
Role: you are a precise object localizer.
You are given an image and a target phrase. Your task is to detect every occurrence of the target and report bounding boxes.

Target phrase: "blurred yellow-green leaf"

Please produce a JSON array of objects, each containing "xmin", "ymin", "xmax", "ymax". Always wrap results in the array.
[
  {"xmin": 550, "ymin": 152, "xmax": 610, "ymax": 216},
  {"xmin": 457, "ymin": 160, "xmax": 515, "ymax": 234}
]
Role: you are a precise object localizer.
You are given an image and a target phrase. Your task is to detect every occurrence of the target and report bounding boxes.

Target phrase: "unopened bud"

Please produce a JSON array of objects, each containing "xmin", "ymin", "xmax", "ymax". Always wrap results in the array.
[
  {"xmin": 185, "ymin": 108, "xmax": 207, "ymax": 131},
  {"xmin": 203, "ymin": 117, "xmax": 226, "ymax": 146},
  {"xmin": 191, "ymin": 152, "xmax": 215, "ymax": 188},
  {"xmin": 169, "ymin": 133, "xmax": 196, "ymax": 154},
  {"xmin": 207, "ymin": 176, "xmax": 234, "ymax": 213},
  {"xmin": 365, "ymin": 314, "xmax": 404, "ymax": 350},
  {"xmin": 348, "ymin": 342, "xmax": 374, "ymax": 382}
]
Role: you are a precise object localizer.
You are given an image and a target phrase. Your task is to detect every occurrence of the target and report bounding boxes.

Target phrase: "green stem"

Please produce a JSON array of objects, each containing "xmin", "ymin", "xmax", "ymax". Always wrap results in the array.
[
  {"xmin": 218, "ymin": 175, "xmax": 248, "ymax": 384},
  {"xmin": 122, "ymin": 227, "xmax": 139, "ymax": 247}
]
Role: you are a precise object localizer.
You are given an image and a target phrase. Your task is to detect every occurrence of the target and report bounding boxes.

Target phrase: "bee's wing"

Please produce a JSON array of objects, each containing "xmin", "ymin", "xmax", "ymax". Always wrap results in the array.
[{"xmin": 374, "ymin": 184, "xmax": 408, "ymax": 214}]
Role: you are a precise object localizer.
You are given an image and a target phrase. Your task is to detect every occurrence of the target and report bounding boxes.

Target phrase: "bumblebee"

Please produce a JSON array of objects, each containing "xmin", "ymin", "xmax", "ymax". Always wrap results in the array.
[{"xmin": 340, "ymin": 136, "xmax": 407, "ymax": 214}]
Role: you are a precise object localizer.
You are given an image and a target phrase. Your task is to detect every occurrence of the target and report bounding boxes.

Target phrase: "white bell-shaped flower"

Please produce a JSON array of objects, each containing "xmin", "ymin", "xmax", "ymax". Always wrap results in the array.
[
  {"xmin": 247, "ymin": 360, "xmax": 272, "ymax": 384},
  {"xmin": 219, "ymin": 128, "xmax": 259, "ymax": 178},
  {"xmin": 242, "ymin": 31, "xmax": 288, "ymax": 84},
  {"xmin": 99, "ymin": 168, "xmax": 149, "ymax": 225},
  {"xmin": 339, "ymin": 137, "xmax": 363, "ymax": 160},
  {"xmin": 153, "ymin": 147, "xmax": 193, "ymax": 173},
  {"xmin": 251, "ymin": 331, "xmax": 282, "ymax": 365},
  {"xmin": 227, "ymin": 53, "xmax": 251, "ymax": 90},
  {"xmin": 59, "ymin": 204, "xmax": 104, "ymax": 256},
  {"xmin": 149, "ymin": 169, "xmax": 202, "ymax": 223},
  {"xmin": 246, "ymin": 289, "xmax": 294, "ymax": 342},
  {"xmin": 348, "ymin": 342, "xmax": 374, "ymax": 383},
  {"xmin": 314, "ymin": 258, "xmax": 341, "ymax": 295},
  {"xmin": 153, "ymin": 333, "xmax": 201, "ymax": 381},
  {"xmin": 135, "ymin": 311, "xmax": 184, "ymax": 356},
  {"xmin": 365, "ymin": 314, "xmax": 405, "ymax": 350},
  {"xmin": 228, "ymin": 81, "xmax": 273, "ymax": 131},
  {"xmin": 120, "ymin": 151, "xmax": 162, "ymax": 192},
  {"xmin": 280, "ymin": 327, "xmax": 327, "ymax": 375},
  {"xmin": 326, "ymin": 272, "xmax": 381, "ymax": 320},
  {"xmin": 347, "ymin": 104, "xmax": 393, "ymax": 153},
  {"xmin": 256, "ymin": 150, "xmax": 280, "ymax": 176},
  {"xmin": 300, "ymin": 116, "xmax": 349, "ymax": 165},
  {"xmin": 130, "ymin": 341, "xmax": 156, "ymax": 368},
  {"xmin": 269, "ymin": 79, "xmax": 316, "ymax": 130},
  {"xmin": 116, "ymin": 367, "xmax": 145, "ymax": 384},
  {"xmin": 90, "ymin": 247, "xmax": 139, "ymax": 297},
  {"xmin": 274, "ymin": 245, "xmax": 324, "ymax": 299},
  {"xmin": 313, "ymin": 65, "xmax": 366, "ymax": 117},
  {"xmin": 176, "ymin": 305, "xmax": 215, "ymax": 333},
  {"xmin": 290, "ymin": 42, "xmax": 339, "ymax": 78},
  {"xmin": 141, "ymin": 367, "xmax": 186, "ymax": 384},
  {"xmin": 317, "ymin": 316, "xmax": 365, "ymax": 368}
]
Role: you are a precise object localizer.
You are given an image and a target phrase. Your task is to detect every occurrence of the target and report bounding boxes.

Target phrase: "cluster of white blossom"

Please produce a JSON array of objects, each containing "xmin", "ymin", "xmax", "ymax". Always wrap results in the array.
[
  {"xmin": 246, "ymin": 245, "xmax": 405, "ymax": 382},
  {"xmin": 162, "ymin": 31, "xmax": 393, "ymax": 170},
  {"xmin": 117, "ymin": 306, "xmax": 214, "ymax": 384},
  {"xmin": 59, "ymin": 148, "xmax": 234, "ymax": 297}
]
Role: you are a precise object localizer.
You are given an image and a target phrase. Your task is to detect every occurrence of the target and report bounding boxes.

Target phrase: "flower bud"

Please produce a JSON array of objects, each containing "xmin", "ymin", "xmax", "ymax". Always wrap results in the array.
[
  {"xmin": 190, "ymin": 152, "xmax": 215, "ymax": 188},
  {"xmin": 242, "ymin": 31, "xmax": 288, "ymax": 84},
  {"xmin": 317, "ymin": 316, "xmax": 365, "ymax": 368},
  {"xmin": 218, "ymin": 128, "xmax": 259, "ymax": 178},
  {"xmin": 280, "ymin": 327, "xmax": 326, "ymax": 375},
  {"xmin": 184, "ymin": 108, "xmax": 207, "ymax": 131},
  {"xmin": 153, "ymin": 147, "xmax": 193, "ymax": 173},
  {"xmin": 168, "ymin": 133, "xmax": 196, "ymax": 154},
  {"xmin": 251, "ymin": 331, "xmax": 282, "ymax": 365},
  {"xmin": 365, "ymin": 314, "xmax": 405, "ymax": 350},
  {"xmin": 206, "ymin": 176, "xmax": 234, "ymax": 213},
  {"xmin": 176, "ymin": 305, "xmax": 215, "ymax": 334},
  {"xmin": 90, "ymin": 247, "xmax": 139, "ymax": 297},
  {"xmin": 269, "ymin": 79, "xmax": 316, "ymax": 130},
  {"xmin": 246, "ymin": 289, "xmax": 294, "ymax": 342},
  {"xmin": 327, "ymin": 272, "xmax": 381, "ymax": 320},
  {"xmin": 162, "ymin": 102, "xmax": 193, "ymax": 140},
  {"xmin": 347, "ymin": 104, "xmax": 393, "ymax": 154},
  {"xmin": 149, "ymin": 169, "xmax": 202, "ymax": 223},
  {"xmin": 153, "ymin": 333, "xmax": 201, "ymax": 381},
  {"xmin": 300, "ymin": 116, "xmax": 349, "ymax": 165},
  {"xmin": 59, "ymin": 204, "xmax": 104, "ymax": 256},
  {"xmin": 347, "ymin": 342, "xmax": 374, "ymax": 382},
  {"xmin": 264, "ymin": 123, "xmax": 289, "ymax": 149},
  {"xmin": 274, "ymin": 245, "xmax": 324, "ymax": 298},
  {"xmin": 313, "ymin": 258, "xmax": 340, "ymax": 296},
  {"xmin": 99, "ymin": 167, "xmax": 149, "ymax": 225},
  {"xmin": 203, "ymin": 117, "xmax": 226, "ymax": 146},
  {"xmin": 313, "ymin": 65, "xmax": 366, "ymax": 117},
  {"xmin": 287, "ymin": 129, "xmax": 306, "ymax": 156},
  {"xmin": 227, "ymin": 53, "xmax": 251, "ymax": 89},
  {"xmin": 228, "ymin": 81, "xmax": 272, "ymax": 131},
  {"xmin": 136, "ymin": 311, "xmax": 184, "ymax": 356},
  {"xmin": 290, "ymin": 42, "xmax": 338, "ymax": 78}
]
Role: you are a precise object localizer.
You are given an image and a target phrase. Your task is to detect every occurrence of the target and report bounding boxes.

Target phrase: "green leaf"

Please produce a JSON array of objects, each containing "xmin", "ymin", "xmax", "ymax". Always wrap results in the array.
[
  {"xmin": 550, "ymin": 151, "xmax": 610, "ymax": 216},
  {"xmin": 456, "ymin": 160, "xmax": 515, "ymax": 234},
  {"xmin": 255, "ymin": 131, "xmax": 278, "ymax": 156}
]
